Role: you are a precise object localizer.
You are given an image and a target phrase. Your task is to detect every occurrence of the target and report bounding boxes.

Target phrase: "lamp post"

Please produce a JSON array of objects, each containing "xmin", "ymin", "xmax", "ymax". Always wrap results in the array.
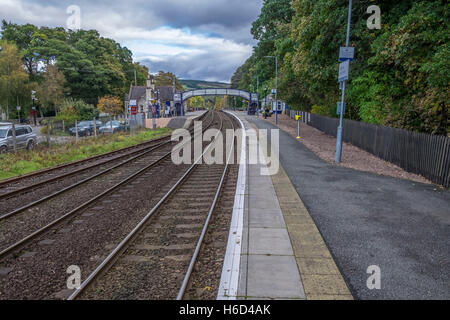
[
  {"xmin": 152, "ymin": 89, "xmax": 159, "ymax": 129},
  {"xmin": 335, "ymin": 0, "xmax": 352, "ymax": 163},
  {"xmin": 264, "ymin": 87, "xmax": 268, "ymax": 116},
  {"xmin": 31, "ymin": 90, "xmax": 36, "ymax": 126},
  {"xmin": 255, "ymin": 75, "xmax": 259, "ymax": 117},
  {"xmin": 265, "ymin": 55, "xmax": 278, "ymax": 124}
]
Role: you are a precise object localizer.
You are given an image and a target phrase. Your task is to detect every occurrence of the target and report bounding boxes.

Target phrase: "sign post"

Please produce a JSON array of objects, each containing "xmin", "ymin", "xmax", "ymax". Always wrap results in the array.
[
  {"xmin": 335, "ymin": 0, "xmax": 353, "ymax": 164},
  {"xmin": 16, "ymin": 105, "xmax": 21, "ymax": 123},
  {"xmin": 130, "ymin": 99, "xmax": 137, "ymax": 136},
  {"xmin": 295, "ymin": 114, "xmax": 302, "ymax": 139},
  {"xmin": 339, "ymin": 47, "xmax": 354, "ymax": 62},
  {"xmin": 152, "ymin": 104, "xmax": 156, "ymax": 129},
  {"xmin": 336, "ymin": 102, "xmax": 346, "ymax": 115}
]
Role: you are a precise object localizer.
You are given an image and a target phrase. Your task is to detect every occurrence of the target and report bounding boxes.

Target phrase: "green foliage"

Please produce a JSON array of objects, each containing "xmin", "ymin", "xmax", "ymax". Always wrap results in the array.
[
  {"xmin": 154, "ymin": 71, "xmax": 184, "ymax": 91},
  {"xmin": 40, "ymin": 124, "xmax": 53, "ymax": 135},
  {"xmin": 0, "ymin": 127, "xmax": 172, "ymax": 180},
  {"xmin": 0, "ymin": 40, "xmax": 31, "ymax": 118},
  {"xmin": 1, "ymin": 21, "xmax": 148, "ymax": 105},
  {"xmin": 233, "ymin": 0, "xmax": 449, "ymax": 135},
  {"xmin": 36, "ymin": 64, "xmax": 66, "ymax": 115},
  {"xmin": 56, "ymin": 98, "xmax": 99, "ymax": 121}
]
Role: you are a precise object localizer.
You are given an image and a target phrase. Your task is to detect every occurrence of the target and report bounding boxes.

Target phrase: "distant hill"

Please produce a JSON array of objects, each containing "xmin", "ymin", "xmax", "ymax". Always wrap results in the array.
[{"xmin": 180, "ymin": 80, "xmax": 230, "ymax": 91}]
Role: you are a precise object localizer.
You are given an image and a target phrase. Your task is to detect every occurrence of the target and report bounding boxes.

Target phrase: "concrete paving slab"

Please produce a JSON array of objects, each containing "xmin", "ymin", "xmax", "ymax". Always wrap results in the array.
[
  {"xmin": 248, "ymin": 186, "xmax": 274, "ymax": 196},
  {"xmin": 248, "ymin": 197, "xmax": 281, "ymax": 210},
  {"xmin": 249, "ymin": 209, "xmax": 286, "ymax": 228},
  {"xmin": 229, "ymin": 113, "xmax": 305, "ymax": 300},
  {"xmin": 249, "ymin": 228, "xmax": 294, "ymax": 256},
  {"xmin": 247, "ymin": 255, "xmax": 305, "ymax": 299}
]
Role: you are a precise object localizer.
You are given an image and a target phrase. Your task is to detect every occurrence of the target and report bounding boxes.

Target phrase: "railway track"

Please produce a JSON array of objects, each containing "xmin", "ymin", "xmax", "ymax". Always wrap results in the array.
[
  {"xmin": 0, "ymin": 111, "xmax": 208, "ymax": 197},
  {"xmin": 0, "ymin": 112, "xmax": 212, "ymax": 219},
  {"xmin": 0, "ymin": 110, "xmax": 239, "ymax": 300},
  {"xmin": 0, "ymin": 111, "xmax": 215, "ymax": 256},
  {"xmin": 70, "ymin": 111, "xmax": 239, "ymax": 300}
]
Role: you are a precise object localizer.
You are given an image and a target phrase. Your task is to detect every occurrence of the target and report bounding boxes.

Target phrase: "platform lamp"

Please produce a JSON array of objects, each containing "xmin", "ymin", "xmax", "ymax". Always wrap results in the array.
[
  {"xmin": 265, "ymin": 55, "xmax": 278, "ymax": 125},
  {"xmin": 264, "ymin": 87, "xmax": 268, "ymax": 114}
]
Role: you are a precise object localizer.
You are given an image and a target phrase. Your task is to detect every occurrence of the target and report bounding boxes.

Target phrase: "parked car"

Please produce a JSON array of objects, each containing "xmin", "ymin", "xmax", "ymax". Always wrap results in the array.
[
  {"xmin": 69, "ymin": 120, "xmax": 102, "ymax": 136},
  {"xmin": 99, "ymin": 121, "xmax": 127, "ymax": 134},
  {"xmin": 0, "ymin": 124, "xmax": 37, "ymax": 153}
]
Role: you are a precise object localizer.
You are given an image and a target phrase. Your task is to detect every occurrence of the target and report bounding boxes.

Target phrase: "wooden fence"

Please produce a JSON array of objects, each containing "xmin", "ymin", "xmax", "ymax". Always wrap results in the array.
[{"xmin": 288, "ymin": 110, "xmax": 450, "ymax": 188}]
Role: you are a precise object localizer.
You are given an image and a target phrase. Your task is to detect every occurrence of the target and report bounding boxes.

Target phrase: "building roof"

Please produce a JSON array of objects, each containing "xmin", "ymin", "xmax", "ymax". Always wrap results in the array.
[
  {"xmin": 155, "ymin": 86, "xmax": 174, "ymax": 102},
  {"xmin": 125, "ymin": 86, "xmax": 146, "ymax": 102}
]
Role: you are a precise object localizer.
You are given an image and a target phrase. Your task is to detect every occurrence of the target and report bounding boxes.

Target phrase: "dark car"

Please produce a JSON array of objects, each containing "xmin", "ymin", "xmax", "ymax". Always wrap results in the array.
[
  {"xmin": 69, "ymin": 120, "xmax": 102, "ymax": 136},
  {"xmin": 99, "ymin": 121, "xmax": 127, "ymax": 134}
]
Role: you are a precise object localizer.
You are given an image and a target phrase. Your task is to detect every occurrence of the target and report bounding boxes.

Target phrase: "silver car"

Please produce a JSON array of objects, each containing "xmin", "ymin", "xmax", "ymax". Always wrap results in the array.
[{"xmin": 0, "ymin": 124, "xmax": 37, "ymax": 153}]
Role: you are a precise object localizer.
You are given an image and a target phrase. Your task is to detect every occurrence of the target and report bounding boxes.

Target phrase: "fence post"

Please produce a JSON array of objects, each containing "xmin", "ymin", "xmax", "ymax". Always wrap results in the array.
[
  {"xmin": 62, "ymin": 120, "xmax": 65, "ymax": 133},
  {"xmin": 11, "ymin": 123, "xmax": 17, "ymax": 152},
  {"xmin": 75, "ymin": 119, "xmax": 78, "ymax": 142},
  {"xmin": 46, "ymin": 121, "xmax": 50, "ymax": 147},
  {"xmin": 93, "ymin": 117, "xmax": 97, "ymax": 138}
]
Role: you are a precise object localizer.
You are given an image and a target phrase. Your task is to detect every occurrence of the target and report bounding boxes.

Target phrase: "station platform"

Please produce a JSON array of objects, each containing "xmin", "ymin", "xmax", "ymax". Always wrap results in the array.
[
  {"xmin": 144, "ymin": 110, "xmax": 207, "ymax": 129},
  {"xmin": 219, "ymin": 111, "xmax": 449, "ymax": 300},
  {"xmin": 218, "ymin": 112, "xmax": 352, "ymax": 300}
]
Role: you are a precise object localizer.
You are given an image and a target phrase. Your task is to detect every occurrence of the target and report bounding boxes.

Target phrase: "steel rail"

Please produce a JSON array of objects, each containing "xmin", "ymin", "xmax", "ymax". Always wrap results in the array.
[
  {"xmin": 0, "ymin": 135, "xmax": 169, "ymax": 187},
  {"xmin": 176, "ymin": 111, "xmax": 236, "ymax": 300},
  {"xmin": 67, "ymin": 111, "xmax": 225, "ymax": 300},
  {"xmin": 0, "ymin": 111, "xmax": 208, "ymax": 188},
  {"xmin": 0, "ymin": 111, "xmax": 213, "ymax": 221},
  {"xmin": 0, "ymin": 112, "xmax": 215, "ymax": 260},
  {"xmin": 0, "ymin": 140, "xmax": 168, "ymax": 200}
]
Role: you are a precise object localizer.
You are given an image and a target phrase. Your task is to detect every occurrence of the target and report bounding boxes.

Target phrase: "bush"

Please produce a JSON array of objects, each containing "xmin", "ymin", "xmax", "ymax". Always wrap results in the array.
[
  {"xmin": 57, "ymin": 98, "xmax": 99, "ymax": 121},
  {"xmin": 311, "ymin": 105, "xmax": 334, "ymax": 117},
  {"xmin": 40, "ymin": 124, "xmax": 53, "ymax": 134}
]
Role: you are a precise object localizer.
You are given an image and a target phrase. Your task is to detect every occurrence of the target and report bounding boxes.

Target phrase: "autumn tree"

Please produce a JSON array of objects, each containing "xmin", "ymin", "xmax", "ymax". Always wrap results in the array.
[
  {"xmin": 191, "ymin": 96, "xmax": 205, "ymax": 109},
  {"xmin": 37, "ymin": 64, "xmax": 66, "ymax": 116},
  {"xmin": 0, "ymin": 40, "xmax": 29, "ymax": 119},
  {"xmin": 97, "ymin": 95, "xmax": 123, "ymax": 116}
]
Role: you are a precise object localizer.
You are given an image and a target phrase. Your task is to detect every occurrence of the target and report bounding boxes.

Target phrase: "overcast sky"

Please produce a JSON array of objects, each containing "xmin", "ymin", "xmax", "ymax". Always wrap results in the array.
[{"xmin": 0, "ymin": 0, "xmax": 263, "ymax": 82}]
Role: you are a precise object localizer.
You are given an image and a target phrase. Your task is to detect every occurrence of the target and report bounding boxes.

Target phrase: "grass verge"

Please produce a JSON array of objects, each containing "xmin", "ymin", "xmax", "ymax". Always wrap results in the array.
[{"xmin": 0, "ymin": 128, "xmax": 172, "ymax": 181}]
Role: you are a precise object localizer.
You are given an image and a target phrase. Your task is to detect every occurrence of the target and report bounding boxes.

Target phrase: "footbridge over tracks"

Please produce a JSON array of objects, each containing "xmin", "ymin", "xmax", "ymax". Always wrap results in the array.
[{"xmin": 174, "ymin": 88, "xmax": 259, "ymax": 115}]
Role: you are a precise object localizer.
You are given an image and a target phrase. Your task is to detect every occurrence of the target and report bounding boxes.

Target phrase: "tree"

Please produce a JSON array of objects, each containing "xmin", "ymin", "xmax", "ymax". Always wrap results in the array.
[
  {"xmin": 214, "ymin": 96, "xmax": 227, "ymax": 110},
  {"xmin": 191, "ymin": 96, "xmax": 205, "ymax": 109},
  {"xmin": 57, "ymin": 98, "xmax": 99, "ymax": 121},
  {"xmin": 1, "ymin": 21, "xmax": 39, "ymax": 76},
  {"xmin": 97, "ymin": 95, "xmax": 123, "ymax": 116},
  {"xmin": 0, "ymin": 40, "xmax": 29, "ymax": 119},
  {"xmin": 37, "ymin": 64, "xmax": 65, "ymax": 116},
  {"xmin": 233, "ymin": 0, "xmax": 449, "ymax": 135},
  {"xmin": 154, "ymin": 71, "xmax": 184, "ymax": 91},
  {"xmin": 0, "ymin": 22, "xmax": 146, "ymax": 104}
]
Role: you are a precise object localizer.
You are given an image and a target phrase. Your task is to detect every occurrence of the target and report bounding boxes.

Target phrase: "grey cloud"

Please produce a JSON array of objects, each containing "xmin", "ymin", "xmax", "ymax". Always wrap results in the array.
[
  {"xmin": 140, "ymin": 48, "xmax": 247, "ymax": 83},
  {"xmin": 145, "ymin": 0, "xmax": 262, "ymax": 29},
  {"xmin": 1, "ymin": 0, "xmax": 262, "ymax": 81}
]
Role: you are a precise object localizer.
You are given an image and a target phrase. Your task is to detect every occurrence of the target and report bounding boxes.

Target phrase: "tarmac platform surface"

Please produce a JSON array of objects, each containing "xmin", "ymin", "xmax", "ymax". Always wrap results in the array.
[{"xmin": 238, "ymin": 113, "xmax": 449, "ymax": 300}]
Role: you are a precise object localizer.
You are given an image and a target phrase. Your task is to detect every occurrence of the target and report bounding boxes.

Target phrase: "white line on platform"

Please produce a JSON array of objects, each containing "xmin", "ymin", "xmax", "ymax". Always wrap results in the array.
[{"xmin": 217, "ymin": 111, "xmax": 246, "ymax": 300}]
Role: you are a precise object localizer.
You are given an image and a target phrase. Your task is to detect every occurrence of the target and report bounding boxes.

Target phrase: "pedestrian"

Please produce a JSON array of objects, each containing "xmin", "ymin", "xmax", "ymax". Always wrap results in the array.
[{"xmin": 165, "ymin": 106, "xmax": 170, "ymax": 118}]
